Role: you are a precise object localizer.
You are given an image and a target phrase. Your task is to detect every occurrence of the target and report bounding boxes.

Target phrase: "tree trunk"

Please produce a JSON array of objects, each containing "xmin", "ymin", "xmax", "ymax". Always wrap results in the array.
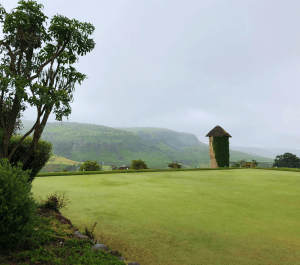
[{"xmin": 0, "ymin": 97, "xmax": 22, "ymax": 161}]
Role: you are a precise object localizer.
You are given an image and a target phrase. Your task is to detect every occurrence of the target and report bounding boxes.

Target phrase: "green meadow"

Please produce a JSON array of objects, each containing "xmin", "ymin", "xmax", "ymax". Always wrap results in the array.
[{"xmin": 26, "ymin": 168, "xmax": 300, "ymax": 265}]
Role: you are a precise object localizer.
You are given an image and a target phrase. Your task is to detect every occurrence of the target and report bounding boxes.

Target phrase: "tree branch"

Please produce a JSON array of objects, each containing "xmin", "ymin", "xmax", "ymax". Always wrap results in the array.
[
  {"xmin": 29, "ymin": 35, "xmax": 71, "ymax": 82},
  {"xmin": 0, "ymin": 40, "xmax": 17, "ymax": 74},
  {"xmin": 11, "ymin": 102, "xmax": 53, "ymax": 171},
  {"xmin": 7, "ymin": 102, "xmax": 47, "ymax": 161}
]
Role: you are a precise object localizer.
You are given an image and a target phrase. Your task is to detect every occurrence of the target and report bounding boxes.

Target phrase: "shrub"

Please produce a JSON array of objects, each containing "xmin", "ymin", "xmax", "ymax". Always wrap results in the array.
[
  {"xmin": 3, "ymin": 133, "xmax": 53, "ymax": 185},
  {"xmin": 131, "ymin": 159, "xmax": 148, "ymax": 169},
  {"xmin": 78, "ymin": 160, "xmax": 102, "ymax": 171},
  {"xmin": 0, "ymin": 158, "xmax": 41, "ymax": 253},
  {"xmin": 168, "ymin": 161, "xmax": 182, "ymax": 169},
  {"xmin": 37, "ymin": 192, "xmax": 71, "ymax": 213}
]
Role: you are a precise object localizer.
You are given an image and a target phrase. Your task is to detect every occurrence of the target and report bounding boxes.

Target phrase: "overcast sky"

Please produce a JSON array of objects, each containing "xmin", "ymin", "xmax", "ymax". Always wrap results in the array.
[{"xmin": 1, "ymin": 0, "xmax": 300, "ymax": 149}]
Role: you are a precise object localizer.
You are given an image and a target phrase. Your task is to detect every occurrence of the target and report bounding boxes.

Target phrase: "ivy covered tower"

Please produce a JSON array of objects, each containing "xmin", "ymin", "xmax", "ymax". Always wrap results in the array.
[{"xmin": 206, "ymin": 125, "xmax": 232, "ymax": 169}]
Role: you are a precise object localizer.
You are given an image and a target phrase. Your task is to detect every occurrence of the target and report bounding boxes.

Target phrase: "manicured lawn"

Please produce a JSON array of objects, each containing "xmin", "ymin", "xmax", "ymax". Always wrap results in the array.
[{"xmin": 29, "ymin": 169, "xmax": 300, "ymax": 265}]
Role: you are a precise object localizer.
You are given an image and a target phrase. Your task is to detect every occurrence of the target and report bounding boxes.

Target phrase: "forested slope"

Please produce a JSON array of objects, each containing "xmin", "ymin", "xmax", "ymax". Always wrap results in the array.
[{"xmin": 15, "ymin": 120, "xmax": 276, "ymax": 169}]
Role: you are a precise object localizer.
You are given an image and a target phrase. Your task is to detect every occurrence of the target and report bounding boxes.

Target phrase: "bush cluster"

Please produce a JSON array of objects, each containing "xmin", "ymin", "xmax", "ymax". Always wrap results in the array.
[
  {"xmin": 272, "ymin": 153, "xmax": 300, "ymax": 168},
  {"xmin": 0, "ymin": 158, "xmax": 41, "ymax": 252},
  {"xmin": 168, "ymin": 161, "xmax": 183, "ymax": 169},
  {"xmin": 130, "ymin": 159, "xmax": 148, "ymax": 169},
  {"xmin": 126, "ymin": 159, "xmax": 184, "ymax": 169},
  {"xmin": 1, "ymin": 133, "xmax": 53, "ymax": 184}
]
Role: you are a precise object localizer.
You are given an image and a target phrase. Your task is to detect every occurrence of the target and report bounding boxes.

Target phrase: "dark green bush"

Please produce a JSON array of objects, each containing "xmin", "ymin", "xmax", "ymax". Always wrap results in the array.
[
  {"xmin": 131, "ymin": 159, "xmax": 148, "ymax": 169},
  {"xmin": 272, "ymin": 153, "xmax": 300, "ymax": 168},
  {"xmin": 78, "ymin": 160, "xmax": 102, "ymax": 171},
  {"xmin": 0, "ymin": 158, "xmax": 41, "ymax": 253},
  {"xmin": 168, "ymin": 161, "xmax": 183, "ymax": 169},
  {"xmin": 1, "ymin": 133, "xmax": 54, "ymax": 185}
]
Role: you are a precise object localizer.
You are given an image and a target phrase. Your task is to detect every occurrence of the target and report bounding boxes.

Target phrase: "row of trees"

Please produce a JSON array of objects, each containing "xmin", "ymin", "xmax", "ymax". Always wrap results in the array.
[
  {"xmin": 61, "ymin": 153, "xmax": 300, "ymax": 172},
  {"xmin": 61, "ymin": 159, "xmax": 183, "ymax": 172},
  {"xmin": 61, "ymin": 153, "xmax": 300, "ymax": 173}
]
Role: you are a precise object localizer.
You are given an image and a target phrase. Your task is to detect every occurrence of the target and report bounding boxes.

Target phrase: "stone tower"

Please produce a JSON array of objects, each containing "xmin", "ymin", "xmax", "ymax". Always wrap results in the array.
[{"xmin": 205, "ymin": 125, "xmax": 232, "ymax": 168}]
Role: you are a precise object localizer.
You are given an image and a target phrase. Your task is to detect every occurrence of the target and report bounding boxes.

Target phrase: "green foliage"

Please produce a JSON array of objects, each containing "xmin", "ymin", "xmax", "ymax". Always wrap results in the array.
[
  {"xmin": 37, "ymin": 192, "xmax": 71, "ymax": 213},
  {"xmin": 0, "ymin": 0, "xmax": 96, "ymax": 183},
  {"xmin": 1, "ymin": 133, "xmax": 54, "ymax": 184},
  {"xmin": 0, "ymin": 0, "xmax": 95, "ymax": 123},
  {"xmin": 0, "ymin": 158, "xmax": 41, "ymax": 253},
  {"xmin": 78, "ymin": 160, "xmax": 102, "ymax": 171},
  {"xmin": 168, "ymin": 161, "xmax": 183, "ymax": 169},
  {"xmin": 212, "ymin": 136, "xmax": 230, "ymax": 168},
  {"xmin": 273, "ymin": 153, "xmax": 300, "ymax": 168},
  {"xmin": 131, "ymin": 159, "xmax": 148, "ymax": 169}
]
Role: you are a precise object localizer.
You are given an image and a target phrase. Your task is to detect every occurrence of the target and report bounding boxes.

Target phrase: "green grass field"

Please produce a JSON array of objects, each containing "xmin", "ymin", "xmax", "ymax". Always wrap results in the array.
[{"xmin": 25, "ymin": 168, "xmax": 300, "ymax": 265}]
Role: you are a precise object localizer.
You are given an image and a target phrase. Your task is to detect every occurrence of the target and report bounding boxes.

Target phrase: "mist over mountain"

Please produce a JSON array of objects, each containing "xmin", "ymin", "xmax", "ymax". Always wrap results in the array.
[
  {"xmin": 12, "ymin": 119, "xmax": 283, "ymax": 169},
  {"xmin": 229, "ymin": 146, "xmax": 300, "ymax": 160}
]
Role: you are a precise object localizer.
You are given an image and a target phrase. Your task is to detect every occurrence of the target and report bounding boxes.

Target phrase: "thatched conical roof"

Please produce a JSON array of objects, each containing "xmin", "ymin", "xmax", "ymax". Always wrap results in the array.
[{"xmin": 205, "ymin": 125, "xmax": 232, "ymax": 137}]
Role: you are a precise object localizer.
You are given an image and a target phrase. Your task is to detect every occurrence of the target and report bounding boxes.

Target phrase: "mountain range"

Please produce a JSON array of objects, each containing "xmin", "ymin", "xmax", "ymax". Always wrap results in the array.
[{"xmin": 10, "ymin": 119, "xmax": 298, "ymax": 169}]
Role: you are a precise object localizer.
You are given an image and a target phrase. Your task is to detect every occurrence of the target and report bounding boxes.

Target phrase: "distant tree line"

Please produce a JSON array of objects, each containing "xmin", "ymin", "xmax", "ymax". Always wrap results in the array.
[
  {"xmin": 59, "ymin": 153, "xmax": 300, "ymax": 173},
  {"xmin": 60, "ymin": 159, "xmax": 184, "ymax": 172}
]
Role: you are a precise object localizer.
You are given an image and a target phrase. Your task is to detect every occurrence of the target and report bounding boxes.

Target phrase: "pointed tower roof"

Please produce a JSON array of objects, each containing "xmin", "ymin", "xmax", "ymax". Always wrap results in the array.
[{"xmin": 205, "ymin": 125, "xmax": 232, "ymax": 137}]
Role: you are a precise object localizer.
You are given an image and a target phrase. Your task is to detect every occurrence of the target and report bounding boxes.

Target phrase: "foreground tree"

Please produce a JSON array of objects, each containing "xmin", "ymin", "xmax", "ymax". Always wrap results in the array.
[{"xmin": 0, "ymin": 0, "xmax": 96, "ymax": 179}]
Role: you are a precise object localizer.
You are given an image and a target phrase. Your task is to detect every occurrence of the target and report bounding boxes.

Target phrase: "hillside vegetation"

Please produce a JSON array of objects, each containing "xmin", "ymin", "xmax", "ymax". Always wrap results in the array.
[{"xmin": 15, "ymin": 120, "xmax": 275, "ymax": 172}]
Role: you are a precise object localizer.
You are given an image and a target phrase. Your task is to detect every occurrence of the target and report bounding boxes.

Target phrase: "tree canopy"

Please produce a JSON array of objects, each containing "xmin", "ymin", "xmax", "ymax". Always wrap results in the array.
[
  {"xmin": 0, "ymin": 0, "xmax": 96, "ymax": 174},
  {"xmin": 273, "ymin": 152, "xmax": 300, "ymax": 168}
]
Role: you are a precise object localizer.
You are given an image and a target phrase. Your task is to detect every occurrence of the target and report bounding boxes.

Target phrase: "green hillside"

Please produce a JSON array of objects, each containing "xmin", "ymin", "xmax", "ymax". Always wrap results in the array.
[{"xmin": 13, "ymin": 120, "xmax": 276, "ymax": 171}]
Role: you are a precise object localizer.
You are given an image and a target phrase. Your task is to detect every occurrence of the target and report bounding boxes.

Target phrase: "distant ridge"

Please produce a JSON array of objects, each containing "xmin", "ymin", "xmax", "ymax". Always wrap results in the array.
[
  {"xmin": 11, "ymin": 119, "xmax": 280, "ymax": 169},
  {"xmin": 18, "ymin": 119, "xmax": 300, "ymax": 161}
]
